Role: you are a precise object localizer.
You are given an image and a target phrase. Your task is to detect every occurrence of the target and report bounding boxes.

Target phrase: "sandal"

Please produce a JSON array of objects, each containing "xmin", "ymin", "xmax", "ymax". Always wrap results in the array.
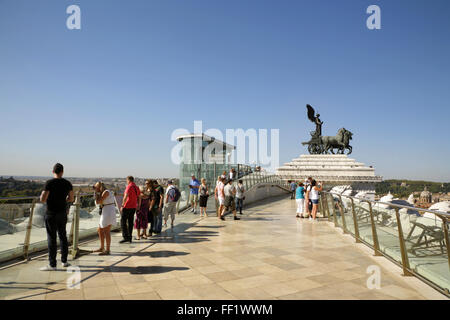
[
  {"xmin": 92, "ymin": 248, "xmax": 104, "ymax": 253},
  {"xmin": 99, "ymin": 250, "xmax": 110, "ymax": 256}
]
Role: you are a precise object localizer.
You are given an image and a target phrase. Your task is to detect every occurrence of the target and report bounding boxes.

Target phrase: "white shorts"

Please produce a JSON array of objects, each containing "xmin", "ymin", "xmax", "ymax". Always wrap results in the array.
[
  {"xmin": 218, "ymin": 197, "xmax": 225, "ymax": 206},
  {"xmin": 296, "ymin": 199, "xmax": 304, "ymax": 214}
]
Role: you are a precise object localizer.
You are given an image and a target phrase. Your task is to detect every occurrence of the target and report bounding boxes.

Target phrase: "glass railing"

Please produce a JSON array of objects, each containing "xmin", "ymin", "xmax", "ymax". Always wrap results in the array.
[
  {"xmin": 0, "ymin": 176, "xmax": 288, "ymax": 264},
  {"xmin": 321, "ymin": 191, "xmax": 450, "ymax": 297},
  {"xmin": 0, "ymin": 190, "xmax": 130, "ymax": 264},
  {"xmin": 178, "ymin": 168, "xmax": 290, "ymax": 212}
]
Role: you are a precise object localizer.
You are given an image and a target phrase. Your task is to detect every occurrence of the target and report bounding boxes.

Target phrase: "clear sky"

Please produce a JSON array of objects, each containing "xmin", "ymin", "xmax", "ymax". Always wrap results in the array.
[{"xmin": 0, "ymin": 0, "xmax": 449, "ymax": 181}]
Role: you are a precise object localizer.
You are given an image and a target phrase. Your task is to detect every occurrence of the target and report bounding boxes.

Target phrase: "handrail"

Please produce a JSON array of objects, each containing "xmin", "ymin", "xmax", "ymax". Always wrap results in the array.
[
  {"xmin": 326, "ymin": 191, "xmax": 450, "ymax": 219},
  {"xmin": 322, "ymin": 191, "xmax": 449, "ymax": 297}
]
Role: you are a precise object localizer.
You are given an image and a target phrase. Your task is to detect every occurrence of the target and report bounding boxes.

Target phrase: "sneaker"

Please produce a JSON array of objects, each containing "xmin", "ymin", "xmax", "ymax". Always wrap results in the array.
[
  {"xmin": 61, "ymin": 262, "xmax": 70, "ymax": 268},
  {"xmin": 234, "ymin": 216, "xmax": 240, "ymax": 220},
  {"xmin": 309, "ymin": 217, "xmax": 312, "ymax": 221},
  {"xmin": 119, "ymin": 239, "xmax": 128, "ymax": 244},
  {"xmin": 40, "ymin": 265, "xmax": 56, "ymax": 271},
  {"xmin": 220, "ymin": 216, "xmax": 225, "ymax": 221},
  {"xmin": 191, "ymin": 208, "xmax": 194, "ymax": 212}
]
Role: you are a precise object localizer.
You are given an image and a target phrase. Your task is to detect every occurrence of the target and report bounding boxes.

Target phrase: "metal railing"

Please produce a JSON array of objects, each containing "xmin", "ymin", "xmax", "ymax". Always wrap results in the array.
[
  {"xmin": 0, "ymin": 186, "xmax": 190, "ymax": 265},
  {"xmin": 0, "ymin": 191, "xmax": 121, "ymax": 264},
  {"xmin": 178, "ymin": 170, "xmax": 290, "ymax": 214},
  {"xmin": 319, "ymin": 191, "xmax": 450, "ymax": 296}
]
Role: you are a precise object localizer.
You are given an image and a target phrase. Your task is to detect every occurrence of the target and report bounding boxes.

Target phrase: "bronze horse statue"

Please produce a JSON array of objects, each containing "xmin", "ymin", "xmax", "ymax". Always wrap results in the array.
[{"xmin": 321, "ymin": 128, "xmax": 353, "ymax": 155}]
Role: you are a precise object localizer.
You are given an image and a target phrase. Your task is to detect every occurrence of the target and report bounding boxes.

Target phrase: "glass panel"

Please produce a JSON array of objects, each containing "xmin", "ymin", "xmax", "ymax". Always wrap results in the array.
[
  {"xmin": 371, "ymin": 202, "xmax": 402, "ymax": 264},
  {"xmin": 326, "ymin": 194, "xmax": 339, "ymax": 226},
  {"xmin": 340, "ymin": 195, "xmax": 355, "ymax": 235},
  {"xmin": 401, "ymin": 209, "xmax": 450, "ymax": 292},
  {"xmin": 353, "ymin": 198, "xmax": 374, "ymax": 246},
  {"xmin": 27, "ymin": 201, "xmax": 51, "ymax": 255},
  {"xmin": 0, "ymin": 197, "xmax": 36, "ymax": 262}
]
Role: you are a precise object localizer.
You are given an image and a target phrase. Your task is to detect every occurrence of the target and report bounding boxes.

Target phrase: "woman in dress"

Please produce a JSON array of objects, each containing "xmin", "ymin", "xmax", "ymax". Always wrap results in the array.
[
  {"xmin": 134, "ymin": 182, "xmax": 150, "ymax": 240},
  {"xmin": 199, "ymin": 178, "xmax": 209, "ymax": 217},
  {"xmin": 93, "ymin": 181, "xmax": 117, "ymax": 255}
]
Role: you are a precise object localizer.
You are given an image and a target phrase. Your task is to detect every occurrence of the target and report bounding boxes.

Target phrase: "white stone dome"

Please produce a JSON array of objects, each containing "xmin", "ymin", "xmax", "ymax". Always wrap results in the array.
[
  {"xmin": 428, "ymin": 201, "xmax": 450, "ymax": 213},
  {"xmin": 379, "ymin": 192, "xmax": 394, "ymax": 203},
  {"xmin": 420, "ymin": 187, "xmax": 431, "ymax": 198}
]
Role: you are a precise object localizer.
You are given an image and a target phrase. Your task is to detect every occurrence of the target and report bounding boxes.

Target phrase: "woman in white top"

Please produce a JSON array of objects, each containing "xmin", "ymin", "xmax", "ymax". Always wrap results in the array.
[
  {"xmin": 93, "ymin": 182, "xmax": 117, "ymax": 255},
  {"xmin": 310, "ymin": 180, "xmax": 323, "ymax": 221}
]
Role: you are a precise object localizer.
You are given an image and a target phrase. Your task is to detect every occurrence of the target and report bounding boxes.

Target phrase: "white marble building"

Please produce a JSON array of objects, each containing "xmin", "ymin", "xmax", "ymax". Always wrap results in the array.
[{"xmin": 276, "ymin": 154, "xmax": 382, "ymax": 197}]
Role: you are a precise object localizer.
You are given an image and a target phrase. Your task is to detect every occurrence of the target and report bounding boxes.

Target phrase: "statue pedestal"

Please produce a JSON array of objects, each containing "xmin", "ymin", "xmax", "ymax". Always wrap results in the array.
[{"xmin": 276, "ymin": 154, "xmax": 382, "ymax": 197}]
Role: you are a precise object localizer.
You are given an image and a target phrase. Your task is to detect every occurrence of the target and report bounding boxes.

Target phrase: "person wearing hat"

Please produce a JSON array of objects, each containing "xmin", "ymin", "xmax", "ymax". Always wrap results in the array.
[
  {"xmin": 164, "ymin": 180, "xmax": 179, "ymax": 229},
  {"xmin": 189, "ymin": 174, "xmax": 200, "ymax": 214}
]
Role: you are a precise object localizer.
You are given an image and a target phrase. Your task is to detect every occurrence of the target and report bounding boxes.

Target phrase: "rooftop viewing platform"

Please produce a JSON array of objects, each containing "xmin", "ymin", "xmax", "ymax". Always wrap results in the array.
[{"xmin": 1, "ymin": 195, "xmax": 447, "ymax": 300}]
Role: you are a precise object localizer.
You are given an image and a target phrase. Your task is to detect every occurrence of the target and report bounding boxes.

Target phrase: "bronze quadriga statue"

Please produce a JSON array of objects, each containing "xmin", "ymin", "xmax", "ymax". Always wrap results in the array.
[{"xmin": 302, "ymin": 104, "xmax": 353, "ymax": 155}]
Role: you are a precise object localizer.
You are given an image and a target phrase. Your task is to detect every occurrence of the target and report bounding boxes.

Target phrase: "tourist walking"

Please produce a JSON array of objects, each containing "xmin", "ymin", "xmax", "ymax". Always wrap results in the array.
[
  {"xmin": 235, "ymin": 179, "xmax": 245, "ymax": 215},
  {"xmin": 93, "ymin": 181, "xmax": 117, "ymax": 255},
  {"xmin": 153, "ymin": 180, "xmax": 164, "ymax": 233},
  {"xmin": 39, "ymin": 163, "xmax": 74, "ymax": 271},
  {"xmin": 310, "ymin": 180, "xmax": 323, "ymax": 221},
  {"xmin": 120, "ymin": 176, "xmax": 140, "ymax": 243},
  {"xmin": 215, "ymin": 176, "xmax": 226, "ymax": 220},
  {"xmin": 224, "ymin": 179, "xmax": 240, "ymax": 220},
  {"xmin": 290, "ymin": 180, "xmax": 297, "ymax": 199},
  {"xmin": 189, "ymin": 174, "xmax": 200, "ymax": 214},
  {"xmin": 134, "ymin": 184, "xmax": 150, "ymax": 240},
  {"xmin": 164, "ymin": 180, "xmax": 180, "ymax": 229},
  {"xmin": 304, "ymin": 177, "xmax": 312, "ymax": 218},
  {"xmin": 199, "ymin": 178, "xmax": 209, "ymax": 217},
  {"xmin": 295, "ymin": 182, "xmax": 305, "ymax": 218}
]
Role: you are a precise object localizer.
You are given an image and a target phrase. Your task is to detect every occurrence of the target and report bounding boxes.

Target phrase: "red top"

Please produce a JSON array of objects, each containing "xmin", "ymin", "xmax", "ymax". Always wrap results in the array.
[{"xmin": 123, "ymin": 182, "xmax": 140, "ymax": 209}]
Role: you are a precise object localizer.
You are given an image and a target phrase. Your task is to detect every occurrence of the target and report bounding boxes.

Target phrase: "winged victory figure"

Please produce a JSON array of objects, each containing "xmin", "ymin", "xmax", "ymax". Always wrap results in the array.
[{"xmin": 306, "ymin": 104, "xmax": 323, "ymax": 137}]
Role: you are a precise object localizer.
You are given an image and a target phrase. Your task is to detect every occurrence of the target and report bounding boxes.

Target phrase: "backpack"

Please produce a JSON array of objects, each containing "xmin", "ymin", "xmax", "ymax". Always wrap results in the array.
[{"xmin": 168, "ymin": 187, "xmax": 181, "ymax": 202}]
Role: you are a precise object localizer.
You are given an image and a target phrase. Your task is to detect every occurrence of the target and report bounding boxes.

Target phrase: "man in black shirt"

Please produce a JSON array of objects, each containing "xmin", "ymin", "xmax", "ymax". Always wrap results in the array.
[{"xmin": 39, "ymin": 163, "xmax": 74, "ymax": 271}]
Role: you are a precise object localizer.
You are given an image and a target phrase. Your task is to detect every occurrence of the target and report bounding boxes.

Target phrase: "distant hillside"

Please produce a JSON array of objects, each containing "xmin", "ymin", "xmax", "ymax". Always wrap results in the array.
[
  {"xmin": 376, "ymin": 179, "xmax": 450, "ymax": 198},
  {"xmin": 0, "ymin": 177, "xmax": 44, "ymax": 198}
]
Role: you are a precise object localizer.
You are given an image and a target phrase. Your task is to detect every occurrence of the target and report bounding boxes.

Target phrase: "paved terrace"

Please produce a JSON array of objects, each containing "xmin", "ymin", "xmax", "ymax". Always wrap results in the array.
[{"xmin": 0, "ymin": 196, "xmax": 447, "ymax": 300}]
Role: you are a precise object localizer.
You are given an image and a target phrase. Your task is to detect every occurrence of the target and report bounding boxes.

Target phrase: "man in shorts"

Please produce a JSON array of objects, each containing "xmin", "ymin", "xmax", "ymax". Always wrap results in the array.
[
  {"xmin": 224, "ymin": 179, "xmax": 240, "ymax": 221},
  {"xmin": 164, "ymin": 180, "xmax": 179, "ymax": 229},
  {"xmin": 189, "ymin": 174, "xmax": 200, "ymax": 214}
]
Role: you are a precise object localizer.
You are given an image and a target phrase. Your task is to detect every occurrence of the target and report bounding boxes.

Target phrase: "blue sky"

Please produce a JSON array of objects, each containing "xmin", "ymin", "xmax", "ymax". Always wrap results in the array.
[{"xmin": 0, "ymin": 0, "xmax": 449, "ymax": 181}]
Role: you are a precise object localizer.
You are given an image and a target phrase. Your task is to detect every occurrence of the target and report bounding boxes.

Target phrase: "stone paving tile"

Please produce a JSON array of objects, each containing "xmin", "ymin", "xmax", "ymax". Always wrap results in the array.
[{"xmin": 0, "ymin": 195, "xmax": 446, "ymax": 300}]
